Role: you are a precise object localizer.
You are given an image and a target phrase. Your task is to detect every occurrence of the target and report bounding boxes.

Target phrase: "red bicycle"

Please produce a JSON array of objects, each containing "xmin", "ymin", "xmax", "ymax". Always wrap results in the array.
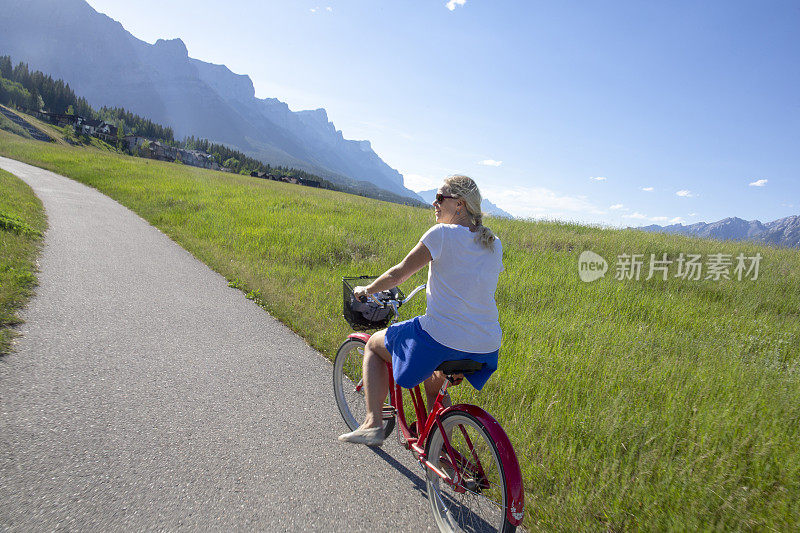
[{"xmin": 333, "ymin": 277, "xmax": 524, "ymax": 532}]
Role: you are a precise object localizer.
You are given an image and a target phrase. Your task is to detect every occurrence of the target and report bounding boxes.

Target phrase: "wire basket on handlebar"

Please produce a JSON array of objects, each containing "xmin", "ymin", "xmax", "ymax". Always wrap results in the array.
[{"xmin": 342, "ymin": 276, "xmax": 405, "ymax": 330}]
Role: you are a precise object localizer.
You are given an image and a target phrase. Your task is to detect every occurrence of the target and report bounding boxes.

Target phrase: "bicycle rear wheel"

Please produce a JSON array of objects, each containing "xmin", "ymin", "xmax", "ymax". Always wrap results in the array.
[
  {"xmin": 332, "ymin": 338, "xmax": 395, "ymax": 438},
  {"xmin": 425, "ymin": 410, "xmax": 514, "ymax": 533}
]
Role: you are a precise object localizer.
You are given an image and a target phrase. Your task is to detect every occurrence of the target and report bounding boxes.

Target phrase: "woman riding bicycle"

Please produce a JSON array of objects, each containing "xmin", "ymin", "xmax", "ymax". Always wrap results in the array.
[{"xmin": 339, "ymin": 175, "xmax": 504, "ymax": 446}]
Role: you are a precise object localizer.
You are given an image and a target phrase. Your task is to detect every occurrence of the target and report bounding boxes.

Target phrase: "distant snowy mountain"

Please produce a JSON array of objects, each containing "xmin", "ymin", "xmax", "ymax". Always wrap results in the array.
[
  {"xmin": 0, "ymin": 0, "xmax": 422, "ymax": 202},
  {"xmin": 638, "ymin": 215, "xmax": 800, "ymax": 248},
  {"xmin": 481, "ymin": 199, "xmax": 514, "ymax": 219},
  {"xmin": 417, "ymin": 190, "xmax": 513, "ymax": 219}
]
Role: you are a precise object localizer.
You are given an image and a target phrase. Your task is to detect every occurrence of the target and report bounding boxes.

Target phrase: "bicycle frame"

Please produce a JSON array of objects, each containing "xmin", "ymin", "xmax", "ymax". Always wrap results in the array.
[{"xmin": 345, "ymin": 331, "xmax": 525, "ymax": 527}]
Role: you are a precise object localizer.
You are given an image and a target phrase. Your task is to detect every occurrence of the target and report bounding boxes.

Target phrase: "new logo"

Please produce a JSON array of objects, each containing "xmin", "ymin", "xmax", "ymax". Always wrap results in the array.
[{"xmin": 578, "ymin": 251, "xmax": 608, "ymax": 282}]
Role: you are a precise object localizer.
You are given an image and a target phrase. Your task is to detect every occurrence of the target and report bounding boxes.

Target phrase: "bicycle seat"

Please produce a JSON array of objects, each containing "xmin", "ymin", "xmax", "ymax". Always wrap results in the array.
[{"xmin": 436, "ymin": 360, "xmax": 485, "ymax": 376}]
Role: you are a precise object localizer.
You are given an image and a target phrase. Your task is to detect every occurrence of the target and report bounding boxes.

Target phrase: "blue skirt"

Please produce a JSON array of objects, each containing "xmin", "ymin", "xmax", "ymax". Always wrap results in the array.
[{"xmin": 384, "ymin": 317, "xmax": 499, "ymax": 391}]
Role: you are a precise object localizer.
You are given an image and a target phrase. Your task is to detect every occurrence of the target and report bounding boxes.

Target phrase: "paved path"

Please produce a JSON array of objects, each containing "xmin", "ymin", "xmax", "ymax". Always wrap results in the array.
[{"xmin": 0, "ymin": 156, "xmax": 435, "ymax": 531}]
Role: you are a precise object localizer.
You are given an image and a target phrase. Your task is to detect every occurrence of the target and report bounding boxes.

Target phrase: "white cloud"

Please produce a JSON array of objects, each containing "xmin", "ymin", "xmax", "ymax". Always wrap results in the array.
[
  {"xmin": 609, "ymin": 203, "xmax": 624, "ymax": 210},
  {"xmin": 621, "ymin": 212, "xmax": 686, "ymax": 224},
  {"xmin": 676, "ymin": 189, "xmax": 694, "ymax": 197},
  {"xmin": 326, "ymin": 6, "xmax": 333, "ymax": 11},
  {"xmin": 310, "ymin": 7, "xmax": 318, "ymax": 13},
  {"xmin": 403, "ymin": 173, "xmax": 440, "ymax": 192},
  {"xmin": 478, "ymin": 159, "xmax": 503, "ymax": 167},
  {"xmin": 689, "ymin": 213, "xmax": 698, "ymax": 217},
  {"xmin": 749, "ymin": 179, "xmax": 768, "ymax": 187},
  {"xmin": 484, "ymin": 186, "xmax": 604, "ymax": 220},
  {"xmin": 446, "ymin": 0, "xmax": 467, "ymax": 10},
  {"xmin": 590, "ymin": 176, "xmax": 607, "ymax": 181},
  {"xmin": 641, "ymin": 186, "xmax": 654, "ymax": 192},
  {"xmin": 623, "ymin": 212, "xmax": 649, "ymax": 220}
]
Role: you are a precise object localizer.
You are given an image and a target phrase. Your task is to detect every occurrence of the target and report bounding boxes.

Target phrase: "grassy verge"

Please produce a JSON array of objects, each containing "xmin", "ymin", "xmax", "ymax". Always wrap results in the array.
[
  {"xmin": 1, "ymin": 129, "xmax": 798, "ymax": 530},
  {"xmin": 0, "ymin": 166, "xmax": 46, "ymax": 354}
]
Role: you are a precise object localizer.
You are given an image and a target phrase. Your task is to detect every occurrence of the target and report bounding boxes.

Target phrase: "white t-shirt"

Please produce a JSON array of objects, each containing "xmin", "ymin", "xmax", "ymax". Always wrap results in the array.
[{"xmin": 418, "ymin": 224, "xmax": 504, "ymax": 353}]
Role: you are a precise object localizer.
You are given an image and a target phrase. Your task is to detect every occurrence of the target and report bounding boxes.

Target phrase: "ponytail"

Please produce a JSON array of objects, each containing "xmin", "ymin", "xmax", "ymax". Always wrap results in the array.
[
  {"xmin": 443, "ymin": 175, "xmax": 496, "ymax": 250},
  {"xmin": 471, "ymin": 213, "xmax": 496, "ymax": 250}
]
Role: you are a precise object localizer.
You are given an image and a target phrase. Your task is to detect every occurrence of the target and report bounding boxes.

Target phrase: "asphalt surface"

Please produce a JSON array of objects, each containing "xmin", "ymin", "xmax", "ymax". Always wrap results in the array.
[{"xmin": 0, "ymin": 156, "xmax": 436, "ymax": 531}]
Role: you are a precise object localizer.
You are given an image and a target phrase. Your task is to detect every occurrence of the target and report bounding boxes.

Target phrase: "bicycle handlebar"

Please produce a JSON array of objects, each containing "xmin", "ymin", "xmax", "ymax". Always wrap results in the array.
[
  {"xmin": 401, "ymin": 283, "xmax": 427, "ymax": 305},
  {"xmin": 364, "ymin": 283, "xmax": 426, "ymax": 308},
  {"xmin": 365, "ymin": 293, "xmax": 384, "ymax": 306}
]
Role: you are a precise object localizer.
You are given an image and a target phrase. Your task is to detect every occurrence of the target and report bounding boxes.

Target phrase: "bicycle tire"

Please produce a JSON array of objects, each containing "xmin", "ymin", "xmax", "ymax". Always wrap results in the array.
[
  {"xmin": 332, "ymin": 338, "xmax": 395, "ymax": 438},
  {"xmin": 425, "ymin": 410, "xmax": 515, "ymax": 533}
]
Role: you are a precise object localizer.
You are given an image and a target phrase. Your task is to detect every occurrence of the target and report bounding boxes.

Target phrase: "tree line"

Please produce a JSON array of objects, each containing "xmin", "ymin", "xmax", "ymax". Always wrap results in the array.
[
  {"xmin": 1, "ymin": 55, "xmax": 174, "ymax": 141},
  {"xmin": 1, "ymin": 54, "xmax": 334, "ymax": 186},
  {"xmin": 0, "ymin": 55, "xmax": 93, "ymax": 116},
  {"xmin": 1, "ymin": 54, "xmax": 420, "ymax": 204},
  {"xmin": 97, "ymin": 106, "xmax": 174, "ymax": 142},
  {"xmin": 182, "ymin": 136, "xmax": 332, "ymax": 185}
]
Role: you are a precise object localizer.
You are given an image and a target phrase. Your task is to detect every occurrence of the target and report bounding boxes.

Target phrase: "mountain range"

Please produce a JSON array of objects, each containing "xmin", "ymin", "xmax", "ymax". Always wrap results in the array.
[
  {"xmin": 417, "ymin": 189, "xmax": 513, "ymax": 219},
  {"xmin": 638, "ymin": 216, "xmax": 800, "ymax": 248},
  {"xmin": 0, "ymin": 0, "xmax": 422, "ymax": 202}
]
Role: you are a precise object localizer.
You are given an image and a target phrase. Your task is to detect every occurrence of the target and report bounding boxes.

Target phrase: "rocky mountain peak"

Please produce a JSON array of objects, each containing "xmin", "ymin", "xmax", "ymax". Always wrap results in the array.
[
  {"xmin": 639, "ymin": 215, "xmax": 800, "ymax": 248},
  {"xmin": 192, "ymin": 60, "xmax": 255, "ymax": 103},
  {"xmin": 766, "ymin": 214, "xmax": 800, "ymax": 230},
  {"xmin": 261, "ymin": 97, "xmax": 290, "ymax": 111},
  {"xmin": 297, "ymin": 108, "xmax": 330, "ymax": 125},
  {"xmin": 153, "ymin": 38, "xmax": 188, "ymax": 58}
]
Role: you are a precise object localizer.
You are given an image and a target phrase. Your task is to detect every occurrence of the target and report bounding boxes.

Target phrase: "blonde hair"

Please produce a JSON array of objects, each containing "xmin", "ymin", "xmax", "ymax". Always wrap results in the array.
[{"xmin": 443, "ymin": 174, "xmax": 496, "ymax": 250}]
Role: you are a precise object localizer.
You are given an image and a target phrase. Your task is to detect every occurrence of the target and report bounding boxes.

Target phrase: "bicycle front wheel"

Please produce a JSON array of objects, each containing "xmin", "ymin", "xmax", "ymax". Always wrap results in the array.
[
  {"xmin": 425, "ymin": 410, "xmax": 514, "ymax": 533},
  {"xmin": 332, "ymin": 338, "xmax": 395, "ymax": 438}
]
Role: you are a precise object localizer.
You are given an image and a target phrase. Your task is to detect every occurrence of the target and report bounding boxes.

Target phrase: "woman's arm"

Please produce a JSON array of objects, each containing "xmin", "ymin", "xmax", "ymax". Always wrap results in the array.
[{"xmin": 353, "ymin": 241, "xmax": 432, "ymax": 298}]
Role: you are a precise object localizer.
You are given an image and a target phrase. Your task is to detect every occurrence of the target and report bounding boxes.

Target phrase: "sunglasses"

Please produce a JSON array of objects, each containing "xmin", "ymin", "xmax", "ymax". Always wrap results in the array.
[{"xmin": 435, "ymin": 193, "xmax": 457, "ymax": 203}]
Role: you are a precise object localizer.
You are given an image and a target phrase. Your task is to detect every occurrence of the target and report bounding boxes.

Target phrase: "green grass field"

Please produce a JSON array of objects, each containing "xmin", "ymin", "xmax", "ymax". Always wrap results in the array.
[
  {"xmin": 1, "ymin": 128, "xmax": 798, "ymax": 531},
  {"xmin": 0, "ymin": 166, "xmax": 45, "ymax": 354},
  {"xmin": 0, "ymin": 113, "xmax": 33, "ymax": 139}
]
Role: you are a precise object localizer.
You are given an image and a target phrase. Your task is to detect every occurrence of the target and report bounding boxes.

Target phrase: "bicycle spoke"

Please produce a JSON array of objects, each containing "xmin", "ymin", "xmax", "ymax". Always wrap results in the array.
[
  {"xmin": 333, "ymin": 338, "xmax": 395, "ymax": 438},
  {"xmin": 426, "ymin": 412, "xmax": 510, "ymax": 532}
]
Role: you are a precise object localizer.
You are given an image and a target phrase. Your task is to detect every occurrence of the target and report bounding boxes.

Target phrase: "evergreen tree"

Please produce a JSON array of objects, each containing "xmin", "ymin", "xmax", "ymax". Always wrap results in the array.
[
  {"xmin": 0, "ymin": 55, "xmax": 11, "ymax": 79},
  {"xmin": 11, "ymin": 61, "xmax": 29, "ymax": 85},
  {"xmin": 28, "ymin": 88, "xmax": 42, "ymax": 111},
  {"xmin": 116, "ymin": 120, "xmax": 125, "ymax": 150}
]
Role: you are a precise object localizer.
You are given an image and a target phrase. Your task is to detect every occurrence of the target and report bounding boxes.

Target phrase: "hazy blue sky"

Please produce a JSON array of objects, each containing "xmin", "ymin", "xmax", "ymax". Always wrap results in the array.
[{"xmin": 85, "ymin": 0, "xmax": 798, "ymax": 226}]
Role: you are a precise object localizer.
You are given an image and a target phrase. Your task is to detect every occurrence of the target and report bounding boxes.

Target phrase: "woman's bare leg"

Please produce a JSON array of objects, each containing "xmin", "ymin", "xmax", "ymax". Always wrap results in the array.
[
  {"xmin": 424, "ymin": 371, "xmax": 452, "ymax": 411},
  {"xmin": 361, "ymin": 329, "xmax": 391, "ymax": 429}
]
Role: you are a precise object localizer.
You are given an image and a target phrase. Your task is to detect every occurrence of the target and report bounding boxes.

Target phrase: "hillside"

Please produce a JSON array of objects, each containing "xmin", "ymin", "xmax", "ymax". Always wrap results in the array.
[
  {"xmin": 0, "ymin": 131, "xmax": 798, "ymax": 530},
  {"xmin": 0, "ymin": 0, "xmax": 422, "ymax": 202}
]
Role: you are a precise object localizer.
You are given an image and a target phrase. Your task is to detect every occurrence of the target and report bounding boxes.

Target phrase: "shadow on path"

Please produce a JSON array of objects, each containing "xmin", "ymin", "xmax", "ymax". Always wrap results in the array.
[
  {"xmin": 370, "ymin": 446, "xmax": 500, "ymax": 532},
  {"xmin": 370, "ymin": 447, "xmax": 429, "ymax": 499}
]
